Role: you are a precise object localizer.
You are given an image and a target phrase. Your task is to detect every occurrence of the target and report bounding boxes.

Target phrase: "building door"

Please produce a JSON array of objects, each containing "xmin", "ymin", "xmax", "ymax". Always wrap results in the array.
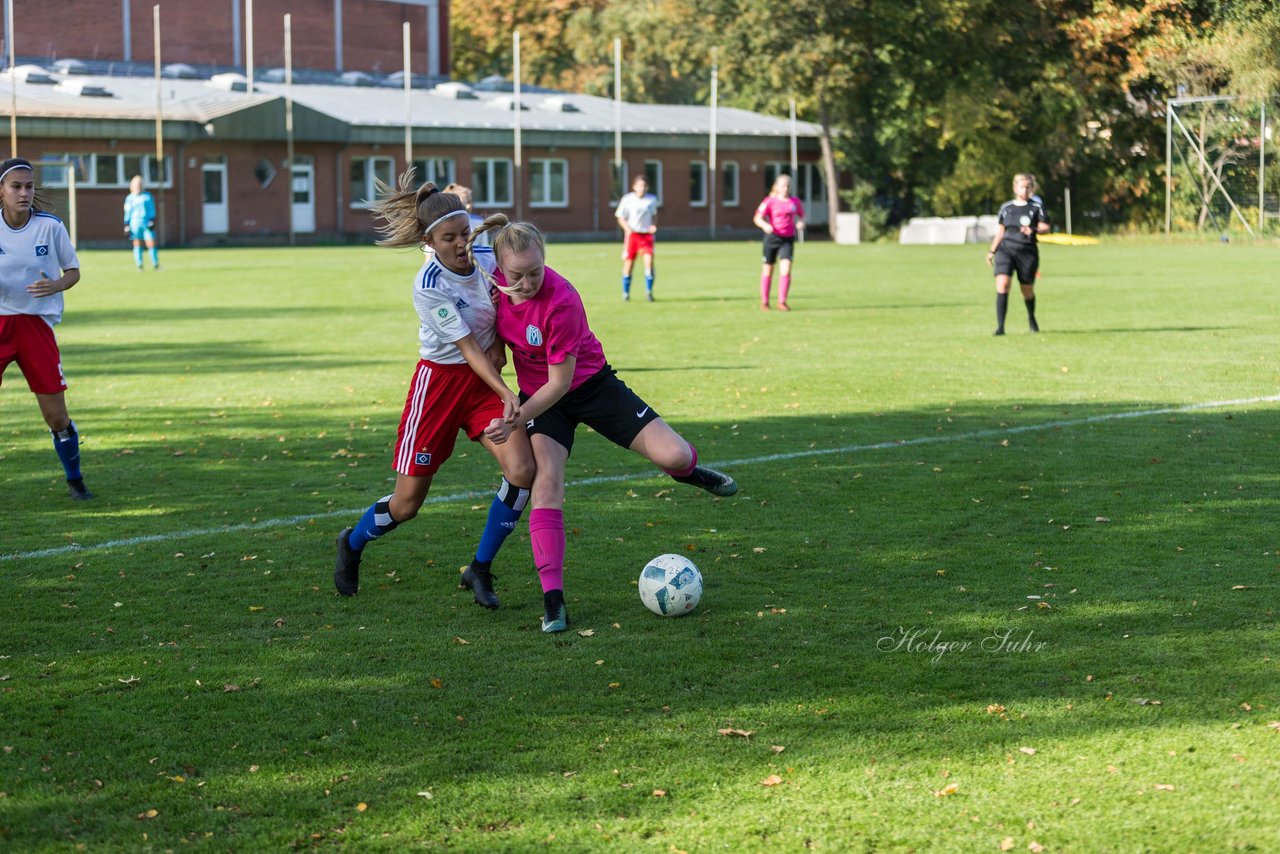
[
  {"xmin": 290, "ymin": 158, "xmax": 315, "ymax": 233},
  {"xmin": 202, "ymin": 161, "xmax": 229, "ymax": 234}
]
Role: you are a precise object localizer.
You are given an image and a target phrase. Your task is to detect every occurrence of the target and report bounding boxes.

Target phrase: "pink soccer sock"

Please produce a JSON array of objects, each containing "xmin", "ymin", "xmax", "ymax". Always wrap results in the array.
[
  {"xmin": 529, "ymin": 508, "xmax": 565, "ymax": 593},
  {"xmin": 761, "ymin": 274, "xmax": 772, "ymax": 305},
  {"xmin": 779, "ymin": 274, "xmax": 791, "ymax": 305},
  {"xmin": 662, "ymin": 443, "xmax": 697, "ymax": 479}
]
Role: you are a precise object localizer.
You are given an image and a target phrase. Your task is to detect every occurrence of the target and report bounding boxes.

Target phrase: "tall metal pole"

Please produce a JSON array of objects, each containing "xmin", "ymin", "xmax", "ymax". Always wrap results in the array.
[
  {"xmin": 513, "ymin": 30, "xmax": 522, "ymax": 219},
  {"xmin": 789, "ymin": 97, "xmax": 798, "ymax": 177},
  {"xmin": 284, "ymin": 13, "xmax": 295, "ymax": 246},
  {"xmin": 1259, "ymin": 99, "xmax": 1266, "ymax": 235},
  {"xmin": 1065, "ymin": 187, "xmax": 1072, "ymax": 234},
  {"xmin": 613, "ymin": 38, "xmax": 622, "ymax": 197},
  {"xmin": 403, "ymin": 21, "xmax": 412, "ymax": 171},
  {"xmin": 245, "ymin": 0, "xmax": 254, "ymax": 95},
  {"xmin": 154, "ymin": 5, "xmax": 165, "ymax": 247},
  {"xmin": 709, "ymin": 49, "xmax": 717, "ymax": 237},
  {"xmin": 1164, "ymin": 99, "xmax": 1172, "ymax": 236},
  {"xmin": 8, "ymin": 0, "xmax": 17, "ymax": 157}
]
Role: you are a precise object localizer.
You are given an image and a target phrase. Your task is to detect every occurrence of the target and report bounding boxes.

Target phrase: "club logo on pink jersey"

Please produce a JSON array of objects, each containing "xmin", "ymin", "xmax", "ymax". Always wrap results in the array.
[{"xmin": 525, "ymin": 325, "xmax": 543, "ymax": 346}]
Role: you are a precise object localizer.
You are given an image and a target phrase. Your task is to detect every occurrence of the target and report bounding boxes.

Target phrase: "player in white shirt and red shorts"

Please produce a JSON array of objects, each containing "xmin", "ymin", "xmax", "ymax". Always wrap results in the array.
[
  {"xmin": 0, "ymin": 157, "xmax": 93, "ymax": 500},
  {"xmin": 334, "ymin": 173, "xmax": 534, "ymax": 608},
  {"xmin": 614, "ymin": 176, "xmax": 659, "ymax": 302}
]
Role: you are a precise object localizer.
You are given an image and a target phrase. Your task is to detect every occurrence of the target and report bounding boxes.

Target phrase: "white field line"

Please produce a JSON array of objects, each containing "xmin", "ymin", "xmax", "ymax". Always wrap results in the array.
[{"xmin": 4, "ymin": 394, "xmax": 1277, "ymax": 563}]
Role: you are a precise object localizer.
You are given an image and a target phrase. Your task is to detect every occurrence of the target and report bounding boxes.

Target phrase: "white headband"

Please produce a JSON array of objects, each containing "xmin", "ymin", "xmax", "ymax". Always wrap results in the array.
[
  {"xmin": 424, "ymin": 209, "xmax": 468, "ymax": 236},
  {"xmin": 0, "ymin": 163, "xmax": 33, "ymax": 183}
]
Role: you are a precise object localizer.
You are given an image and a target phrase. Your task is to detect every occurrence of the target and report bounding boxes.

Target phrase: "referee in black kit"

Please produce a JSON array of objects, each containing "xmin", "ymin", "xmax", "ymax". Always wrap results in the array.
[{"xmin": 986, "ymin": 173, "xmax": 1050, "ymax": 335}]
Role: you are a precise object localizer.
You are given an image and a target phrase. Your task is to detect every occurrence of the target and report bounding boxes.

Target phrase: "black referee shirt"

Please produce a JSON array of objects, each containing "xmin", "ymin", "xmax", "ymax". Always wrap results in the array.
[{"xmin": 996, "ymin": 199, "xmax": 1049, "ymax": 249}]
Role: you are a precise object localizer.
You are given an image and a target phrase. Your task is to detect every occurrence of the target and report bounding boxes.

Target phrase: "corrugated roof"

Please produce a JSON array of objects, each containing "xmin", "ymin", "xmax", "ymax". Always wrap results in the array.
[{"xmin": 0, "ymin": 71, "xmax": 821, "ymax": 141}]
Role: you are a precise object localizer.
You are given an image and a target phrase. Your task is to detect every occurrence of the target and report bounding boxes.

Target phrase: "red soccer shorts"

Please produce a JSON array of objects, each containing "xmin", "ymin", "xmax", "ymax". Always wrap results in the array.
[
  {"xmin": 394, "ymin": 360, "xmax": 505, "ymax": 476},
  {"xmin": 0, "ymin": 314, "xmax": 67, "ymax": 394},
  {"xmin": 624, "ymin": 232, "xmax": 655, "ymax": 261}
]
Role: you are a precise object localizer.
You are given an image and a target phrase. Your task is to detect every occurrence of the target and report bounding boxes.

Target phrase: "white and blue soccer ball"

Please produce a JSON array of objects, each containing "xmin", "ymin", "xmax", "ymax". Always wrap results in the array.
[{"xmin": 638, "ymin": 554, "xmax": 703, "ymax": 617}]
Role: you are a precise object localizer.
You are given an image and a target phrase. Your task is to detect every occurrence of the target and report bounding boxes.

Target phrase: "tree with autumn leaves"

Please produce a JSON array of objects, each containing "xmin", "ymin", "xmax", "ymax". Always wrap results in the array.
[{"xmin": 451, "ymin": 1, "xmax": 1278, "ymax": 234}]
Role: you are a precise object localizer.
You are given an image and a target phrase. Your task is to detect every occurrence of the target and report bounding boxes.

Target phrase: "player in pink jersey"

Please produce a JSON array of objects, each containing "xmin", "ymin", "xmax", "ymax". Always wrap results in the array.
[
  {"xmin": 466, "ymin": 214, "xmax": 738, "ymax": 633},
  {"xmin": 333, "ymin": 172, "xmax": 534, "ymax": 610},
  {"xmin": 0, "ymin": 157, "xmax": 93, "ymax": 500},
  {"xmin": 753, "ymin": 174, "xmax": 805, "ymax": 311}
]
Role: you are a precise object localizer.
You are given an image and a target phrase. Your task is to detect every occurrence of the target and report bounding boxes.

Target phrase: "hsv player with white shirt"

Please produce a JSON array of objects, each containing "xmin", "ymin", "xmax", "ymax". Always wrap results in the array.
[
  {"xmin": 614, "ymin": 176, "xmax": 659, "ymax": 302},
  {"xmin": 467, "ymin": 215, "xmax": 738, "ymax": 633},
  {"xmin": 334, "ymin": 174, "xmax": 534, "ymax": 608},
  {"xmin": 0, "ymin": 157, "xmax": 93, "ymax": 500}
]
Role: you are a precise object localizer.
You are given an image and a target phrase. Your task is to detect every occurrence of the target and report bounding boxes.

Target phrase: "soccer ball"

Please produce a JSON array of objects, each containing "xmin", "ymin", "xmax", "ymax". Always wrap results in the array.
[{"xmin": 638, "ymin": 554, "xmax": 703, "ymax": 617}]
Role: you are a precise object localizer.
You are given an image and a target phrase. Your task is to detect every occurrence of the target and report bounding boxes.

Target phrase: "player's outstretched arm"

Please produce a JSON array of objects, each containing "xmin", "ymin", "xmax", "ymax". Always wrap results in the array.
[
  {"xmin": 456, "ymin": 334, "xmax": 521, "ymax": 422},
  {"xmin": 516, "ymin": 357, "xmax": 575, "ymax": 424}
]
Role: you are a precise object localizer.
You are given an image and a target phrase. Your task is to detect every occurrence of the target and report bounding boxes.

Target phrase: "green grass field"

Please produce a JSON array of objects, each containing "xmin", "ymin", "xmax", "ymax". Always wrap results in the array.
[{"xmin": 2, "ymin": 239, "xmax": 1278, "ymax": 851}]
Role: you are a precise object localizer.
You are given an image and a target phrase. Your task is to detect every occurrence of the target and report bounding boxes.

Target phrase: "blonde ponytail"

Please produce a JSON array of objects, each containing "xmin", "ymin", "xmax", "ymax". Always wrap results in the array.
[{"xmin": 369, "ymin": 169, "xmax": 466, "ymax": 248}]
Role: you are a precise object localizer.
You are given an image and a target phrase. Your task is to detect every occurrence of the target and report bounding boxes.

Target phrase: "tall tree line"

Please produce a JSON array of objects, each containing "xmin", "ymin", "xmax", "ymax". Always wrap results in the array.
[{"xmin": 452, "ymin": 1, "xmax": 1278, "ymax": 232}]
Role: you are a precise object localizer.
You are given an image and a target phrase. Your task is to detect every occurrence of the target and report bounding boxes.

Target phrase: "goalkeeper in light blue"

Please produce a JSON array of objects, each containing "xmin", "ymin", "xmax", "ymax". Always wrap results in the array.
[{"xmin": 122, "ymin": 175, "xmax": 159, "ymax": 271}]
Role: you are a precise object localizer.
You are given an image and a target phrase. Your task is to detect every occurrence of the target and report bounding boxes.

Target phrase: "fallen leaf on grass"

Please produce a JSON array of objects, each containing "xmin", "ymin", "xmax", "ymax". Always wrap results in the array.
[
  {"xmin": 1029, "ymin": 842, "xmax": 1045, "ymax": 853},
  {"xmin": 1133, "ymin": 698, "xmax": 1162, "ymax": 706},
  {"xmin": 752, "ymin": 547, "xmax": 766, "ymax": 554},
  {"xmin": 717, "ymin": 728, "xmax": 754, "ymax": 739},
  {"xmin": 1095, "ymin": 517, "xmax": 1110, "ymax": 523},
  {"xmin": 652, "ymin": 789, "xmax": 666, "ymax": 797},
  {"xmin": 1267, "ymin": 722, "xmax": 1280, "ymax": 732},
  {"xmin": 1154, "ymin": 784, "xmax": 1175, "ymax": 792},
  {"xmin": 136, "ymin": 809, "xmax": 159, "ymax": 820},
  {"xmin": 452, "ymin": 636, "xmax": 469, "ymax": 645},
  {"xmin": 1231, "ymin": 585, "xmax": 1250, "ymax": 590},
  {"xmin": 416, "ymin": 791, "xmax": 433, "ymax": 799},
  {"xmin": 429, "ymin": 678, "xmax": 443, "ymax": 689},
  {"xmin": 1000, "ymin": 838, "xmax": 1015, "ymax": 851},
  {"xmin": 770, "ymin": 745, "xmax": 785, "ymax": 754},
  {"xmin": 356, "ymin": 802, "xmax": 368, "ymax": 812},
  {"xmin": 1019, "ymin": 747, "xmax": 1037, "ymax": 755},
  {"xmin": 986, "ymin": 704, "xmax": 1007, "ymax": 715},
  {"xmin": 577, "ymin": 629, "xmax": 595, "ymax": 637},
  {"xmin": 761, "ymin": 775, "xmax": 783, "ymax": 787},
  {"xmin": 223, "ymin": 684, "xmax": 240, "ymax": 693},
  {"xmin": 934, "ymin": 783, "xmax": 958, "ymax": 797}
]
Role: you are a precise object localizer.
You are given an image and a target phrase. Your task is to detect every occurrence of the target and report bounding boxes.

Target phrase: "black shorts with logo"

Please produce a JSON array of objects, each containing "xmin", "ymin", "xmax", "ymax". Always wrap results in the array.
[
  {"xmin": 993, "ymin": 245, "xmax": 1039, "ymax": 285},
  {"xmin": 762, "ymin": 233, "xmax": 795, "ymax": 264},
  {"xmin": 520, "ymin": 365, "xmax": 661, "ymax": 455}
]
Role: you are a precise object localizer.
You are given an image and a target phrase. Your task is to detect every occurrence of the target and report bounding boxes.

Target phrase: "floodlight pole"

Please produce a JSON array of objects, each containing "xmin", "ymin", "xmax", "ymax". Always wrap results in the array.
[
  {"xmin": 245, "ymin": 0, "xmax": 254, "ymax": 95},
  {"xmin": 403, "ymin": 22, "xmax": 412, "ymax": 170},
  {"xmin": 7, "ymin": 0, "xmax": 16, "ymax": 158},
  {"xmin": 709, "ymin": 49, "xmax": 717, "ymax": 238},
  {"xmin": 513, "ymin": 30, "xmax": 522, "ymax": 220},
  {"xmin": 1259, "ymin": 99, "xmax": 1266, "ymax": 234},
  {"xmin": 613, "ymin": 38, "xmax": 622, "ymax": 198},
  {"xmin": 284, "ymin": 13, "xmax": 295, "ymax": 246},
  {"xmin": 1164, "ymin": 99, "xmax": 1172, "ymax": 237},
  {"xmin": 154, "ymin": 5, "xmax": 165, "ymax": 247}
]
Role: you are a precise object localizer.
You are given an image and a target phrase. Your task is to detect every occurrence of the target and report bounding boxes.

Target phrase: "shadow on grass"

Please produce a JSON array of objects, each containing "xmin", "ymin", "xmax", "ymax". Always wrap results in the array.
[
  {"xmin": 1, "ymin": 400, "xmax": 1277, "ymax": 845},
  {"xmin": 62, "ymin": 340, "xmax": 383, "ymax": 377}
]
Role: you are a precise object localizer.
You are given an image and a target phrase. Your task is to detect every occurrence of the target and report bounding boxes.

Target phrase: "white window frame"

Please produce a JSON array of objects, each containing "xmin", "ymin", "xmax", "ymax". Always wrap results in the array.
[
  {"xmin": 644, "ymin": 160, "xmax": 663, "ymax": 205},
  {"xmin": 412, "ymin": 157, "xmax": 456, "ymax": 188},
  {"xmin": 529, "ymin": 158, "xmax": 569, "ymax": 208},
  {"xmin": 721, "ymin": 160, "xmax": 740, "ymax": 207},
  {"xmin": 689, "ymin": 160, "xmax": 708, "ymax": 208},
  {"xmin": 473, "ymin": 158, "xmax": 514, "ymax": 207},
  {"xmin": 349, "ymin": 156, "xmax": 395, "ymax": 209},
  {"xmin": 41, "ymin": 153, "xmax": 172, "ymax": 189}
]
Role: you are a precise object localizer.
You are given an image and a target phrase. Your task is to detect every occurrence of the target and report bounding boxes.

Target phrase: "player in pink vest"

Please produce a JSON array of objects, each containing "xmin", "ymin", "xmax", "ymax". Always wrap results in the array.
[
  {"xmin": 467, "ymin": 215, "xmax": 738, "ymax": 633},
  {"xmin": 753, "ymin": 174, "xmax": 805, "ymax": 311}
]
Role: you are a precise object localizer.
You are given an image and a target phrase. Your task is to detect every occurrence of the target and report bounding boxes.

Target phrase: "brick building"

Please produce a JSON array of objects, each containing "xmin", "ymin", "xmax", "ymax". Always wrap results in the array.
[{"xmin": 2, "ymin": 0, "xmax": 825, "ymax": 245}]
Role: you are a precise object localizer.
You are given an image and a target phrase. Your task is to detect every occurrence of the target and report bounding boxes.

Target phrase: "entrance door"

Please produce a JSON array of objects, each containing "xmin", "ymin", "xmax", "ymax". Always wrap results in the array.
[
  {"xmin": 290, "ymin": 158, "xmax": 315, "ymax": 233},
  {"xmin": 202, "ymin": 161, "xmax": 229, "ymax": 234}
]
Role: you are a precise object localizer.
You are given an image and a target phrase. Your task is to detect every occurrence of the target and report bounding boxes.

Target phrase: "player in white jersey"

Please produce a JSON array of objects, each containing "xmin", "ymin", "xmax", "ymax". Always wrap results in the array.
[
  {"xmin": 614, "ymin": 176, "xmax": 659, "ymax": 301},
  {"xmin": 0, "ymin": 157, "xmax": 93, "ymax": 500},
  {"xmin": 334, "ymin": 173, "xmax": 534, "ymax": 610}
]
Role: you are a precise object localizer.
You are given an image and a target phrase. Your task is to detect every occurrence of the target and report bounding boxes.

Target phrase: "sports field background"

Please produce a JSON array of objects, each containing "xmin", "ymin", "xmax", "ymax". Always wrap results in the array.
[{"xmin": 1, "ymin": 240, "xmax": 1277, "ymax": 849}]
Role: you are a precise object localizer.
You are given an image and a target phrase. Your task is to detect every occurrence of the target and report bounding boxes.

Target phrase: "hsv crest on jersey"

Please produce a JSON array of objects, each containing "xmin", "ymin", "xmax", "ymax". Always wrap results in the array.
[
  {"xmin": 526, "ymin": 325, "xmax": 543, "ymax": 346},
  {"xmin": 35, "ymin": 245, "xmax": 49, "ymax": 256},
  {"xmin": 415, "ymin": 452, "xmax": 432, "ymax": 465}
]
